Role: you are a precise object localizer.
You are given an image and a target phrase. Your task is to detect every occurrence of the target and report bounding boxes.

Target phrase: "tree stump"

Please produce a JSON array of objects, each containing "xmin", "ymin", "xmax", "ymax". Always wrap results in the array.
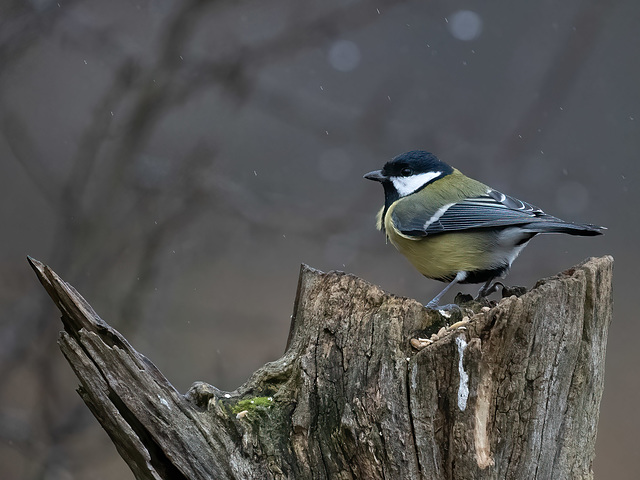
[{"xmin": 28, "ymin": 255, "xmax": 613, "ymax": 480}]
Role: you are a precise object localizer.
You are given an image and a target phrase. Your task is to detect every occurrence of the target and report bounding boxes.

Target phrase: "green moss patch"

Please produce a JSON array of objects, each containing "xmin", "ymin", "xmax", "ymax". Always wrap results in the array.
[{"xmin": 231, "ymin": 396, "xmax": 274, "ymax": 416}]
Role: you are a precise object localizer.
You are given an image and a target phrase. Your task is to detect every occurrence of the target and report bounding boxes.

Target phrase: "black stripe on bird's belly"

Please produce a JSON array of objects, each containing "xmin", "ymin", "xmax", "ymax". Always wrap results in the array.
[
  {"xmin": 433, "ymin": 265, "xmax": 510, "ymax": 285},
  {"xmin": 462, "ymin": 266, "xmax": 510, "ymax": 284}
]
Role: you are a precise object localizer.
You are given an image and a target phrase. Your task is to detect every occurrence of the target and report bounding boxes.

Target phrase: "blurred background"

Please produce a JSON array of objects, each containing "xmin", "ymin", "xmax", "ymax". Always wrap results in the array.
[{"xmin": 0, "ymin": 0, "xmax": 636, "ymax": 478}]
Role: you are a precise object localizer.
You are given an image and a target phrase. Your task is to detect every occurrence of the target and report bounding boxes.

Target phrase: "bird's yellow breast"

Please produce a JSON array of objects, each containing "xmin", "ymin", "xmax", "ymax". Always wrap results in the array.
[{"xmin": 383, "ymin": 204, "xmax": 499, "ymax": 282}]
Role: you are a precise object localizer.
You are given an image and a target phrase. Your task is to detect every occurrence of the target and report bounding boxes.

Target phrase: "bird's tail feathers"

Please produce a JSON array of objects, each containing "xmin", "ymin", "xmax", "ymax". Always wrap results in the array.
[{"xmin": 524, "ymin": 221, "xmax": 605, "ymax": 236}]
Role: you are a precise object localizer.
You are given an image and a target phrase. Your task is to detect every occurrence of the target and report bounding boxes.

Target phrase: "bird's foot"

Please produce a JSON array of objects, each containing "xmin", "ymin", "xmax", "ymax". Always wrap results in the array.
[{"xmin": 475, "ymin": 281, "xmax": 504, "ymax": 300}]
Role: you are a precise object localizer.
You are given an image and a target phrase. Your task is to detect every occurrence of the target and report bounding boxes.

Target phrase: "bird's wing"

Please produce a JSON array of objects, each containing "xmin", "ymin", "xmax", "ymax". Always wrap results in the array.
[{"xmin": 392, "ymin": 189, "xmax": 560, "ymax": 237}]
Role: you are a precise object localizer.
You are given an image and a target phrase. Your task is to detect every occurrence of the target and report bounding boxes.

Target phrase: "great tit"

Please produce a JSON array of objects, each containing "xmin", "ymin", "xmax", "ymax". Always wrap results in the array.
[{"xmin": 364, "ymin": 150, "xmax": 605, "ymax": 309}]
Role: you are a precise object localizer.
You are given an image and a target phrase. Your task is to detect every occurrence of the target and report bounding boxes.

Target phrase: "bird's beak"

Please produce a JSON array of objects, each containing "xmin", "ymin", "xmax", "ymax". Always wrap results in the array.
[{"xmin": 363, "ymin": 170, "xmax": 386, "ymax": 182}]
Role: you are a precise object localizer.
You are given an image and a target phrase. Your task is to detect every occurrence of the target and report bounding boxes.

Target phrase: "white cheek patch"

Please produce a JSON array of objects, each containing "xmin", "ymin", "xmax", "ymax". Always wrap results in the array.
[{"xmin": 391, "ymin": 171, "xmax": 442, "ymax": 197}]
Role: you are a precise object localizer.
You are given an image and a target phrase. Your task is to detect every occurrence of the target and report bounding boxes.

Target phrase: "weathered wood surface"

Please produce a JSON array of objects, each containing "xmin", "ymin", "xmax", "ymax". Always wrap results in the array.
[{"xmin": 29, "ymin": 255, "xmax": 613, "ymax": 480}]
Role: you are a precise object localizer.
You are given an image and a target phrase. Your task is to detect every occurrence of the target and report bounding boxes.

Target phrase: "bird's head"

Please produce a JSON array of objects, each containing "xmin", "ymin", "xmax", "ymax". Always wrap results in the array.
[{"xmin": 364, "ymin": 151, "xmax": 453, "ymax": 206}]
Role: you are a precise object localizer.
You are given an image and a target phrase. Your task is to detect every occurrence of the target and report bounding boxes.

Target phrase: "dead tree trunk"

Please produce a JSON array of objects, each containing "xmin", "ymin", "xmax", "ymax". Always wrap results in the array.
[{"xmin": 28, "ymin": 255, "xmax": 613, "ymax": 480}]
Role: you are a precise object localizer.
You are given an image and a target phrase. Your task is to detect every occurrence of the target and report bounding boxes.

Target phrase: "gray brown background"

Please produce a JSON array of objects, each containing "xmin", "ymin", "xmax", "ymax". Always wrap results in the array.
[{"xmin": 1, "ymin": 0, "xmax": 636, "ymax": 478}]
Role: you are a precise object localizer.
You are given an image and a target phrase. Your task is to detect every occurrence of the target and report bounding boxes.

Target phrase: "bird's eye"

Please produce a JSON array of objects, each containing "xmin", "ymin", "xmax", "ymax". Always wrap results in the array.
[{"xmin": 400, "ymin": 168, "xmax": 412, "ymax": 176}]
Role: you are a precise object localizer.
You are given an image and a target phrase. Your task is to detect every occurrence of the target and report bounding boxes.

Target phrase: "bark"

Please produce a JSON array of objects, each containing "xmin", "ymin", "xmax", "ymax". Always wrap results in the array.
[{"xmin": 28, "ymin": 255, "xmax": 613, "ymax": 480}]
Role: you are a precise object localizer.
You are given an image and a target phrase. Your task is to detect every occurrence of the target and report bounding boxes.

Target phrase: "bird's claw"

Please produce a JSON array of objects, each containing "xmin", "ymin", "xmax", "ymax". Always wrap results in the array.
[{"xmin": 476, "ymin": 281, "xmax": 504, "ymax": 300}]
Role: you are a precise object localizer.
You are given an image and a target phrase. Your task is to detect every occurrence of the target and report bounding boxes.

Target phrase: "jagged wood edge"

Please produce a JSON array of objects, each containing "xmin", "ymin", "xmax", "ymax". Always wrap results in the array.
[{"xmin": 28, "ymin": 257, "xmax": 235, "ymax": 480}]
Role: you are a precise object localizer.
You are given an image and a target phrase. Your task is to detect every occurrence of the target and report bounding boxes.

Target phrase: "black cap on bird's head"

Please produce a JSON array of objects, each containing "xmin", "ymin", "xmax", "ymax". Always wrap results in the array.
[
  {"xmin": 378, "ymin": 151, "xmax": 452, "ymax": 179},
  {"xmin": 364, "ymin": 151, "xmax": 453, "ymax": 204}
]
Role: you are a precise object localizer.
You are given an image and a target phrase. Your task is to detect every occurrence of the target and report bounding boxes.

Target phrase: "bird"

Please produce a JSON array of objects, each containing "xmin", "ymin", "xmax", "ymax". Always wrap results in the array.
[{"xmin": 364, "ymin": 150, "xmax": 605, "ymax": 309}]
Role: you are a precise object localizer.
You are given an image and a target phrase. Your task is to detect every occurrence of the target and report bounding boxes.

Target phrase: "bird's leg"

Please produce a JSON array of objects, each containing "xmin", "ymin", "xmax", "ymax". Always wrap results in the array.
[
  {"xmin": 426, "ymin": 271, "xmax": 467, "ymax": 310},
  {"xmin": 476, "ymin": 279, "xmax": 504, "ymax": 299}
]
